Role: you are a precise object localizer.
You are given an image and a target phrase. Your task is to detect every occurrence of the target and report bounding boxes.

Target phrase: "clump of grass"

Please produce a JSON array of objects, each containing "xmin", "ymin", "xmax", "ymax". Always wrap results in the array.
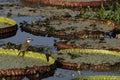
[{"xmin": 80, "ymin": 2, "xmax": 120, "ymax": 24}]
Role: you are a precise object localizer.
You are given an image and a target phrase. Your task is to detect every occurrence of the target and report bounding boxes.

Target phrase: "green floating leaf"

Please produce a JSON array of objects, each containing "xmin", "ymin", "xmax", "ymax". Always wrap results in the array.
[
  {"xmin": 72, "ymin": 75, "xmax": 120, "ymax": 80},
  {"xmin": 58, "ymin": 49, "xmax": 120, "ymax": 57},
  {"xmin": 0, "ymin": 48, "xmax": 55, "ymax": 70}
]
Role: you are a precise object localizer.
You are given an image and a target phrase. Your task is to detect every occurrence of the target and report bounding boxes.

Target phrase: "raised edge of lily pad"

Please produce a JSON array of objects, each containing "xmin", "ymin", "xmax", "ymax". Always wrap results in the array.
[
  {"xmin": 54, "ymin": 40, "xmax": 120, "ymax": 50},
  {"xmin": 21, "ymin": 0, "xmax": 39, "ymax": 3},
  {"xmin": 72, "ymin": 75, "xmax": 120, "ymax": 80},
  {"xmin": 0, "ymin": 48, "xmax": 56, "ymax": 76},
  {"xmin": 54, "ymin": 49, "xmax": 120, "ymax": 70},
  {"xmin": 41, "ymin": 0, "xmax": 117, "ymax": 8},
  {"xmin": 58, "ymin": 49, "xmax": 120, "ymax": 57},
  {"xmin": 54, "ymin": 42, "xmax": 81, "ymax": 50},
  {"xmin": 22, "ymin": 0, "xmax": 117, "ymax": 8},
  {"xmin": 0, "ymin": 16, "xmax": 18, "ymax": 39}
]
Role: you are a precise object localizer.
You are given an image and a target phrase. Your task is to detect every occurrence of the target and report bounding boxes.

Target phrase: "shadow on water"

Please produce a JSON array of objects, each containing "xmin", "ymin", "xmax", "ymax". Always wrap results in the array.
[{"xmin": 0, "ymin": 0, "xmax": 120, "ymax": 80}]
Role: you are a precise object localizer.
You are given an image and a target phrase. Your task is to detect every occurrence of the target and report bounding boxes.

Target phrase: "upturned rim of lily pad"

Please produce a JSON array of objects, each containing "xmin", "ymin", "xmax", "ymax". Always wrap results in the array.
[{"xmin": 72, "ymin": 75, "xmax": 120, "ymax": 80}]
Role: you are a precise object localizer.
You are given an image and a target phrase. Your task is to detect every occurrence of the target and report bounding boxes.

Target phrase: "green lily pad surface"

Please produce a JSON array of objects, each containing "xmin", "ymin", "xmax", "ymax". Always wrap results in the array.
[
  {"xmin": 72, "ymin": 75, "xmax": 120, "ymax": 80},
  {"xmin": 0, "ymin": 16, "xmax": 16, "ymax": 28},
  {"xmin": 0, "ymin": 22, "xmax": 11, "ymax": 28},
  {"xmin": 52, "ymin": 49, "xmax": 120, "ymax": 65},
  {"xmin": 0, "ymin": 48, "xmax": 55, "ymax": 70}
]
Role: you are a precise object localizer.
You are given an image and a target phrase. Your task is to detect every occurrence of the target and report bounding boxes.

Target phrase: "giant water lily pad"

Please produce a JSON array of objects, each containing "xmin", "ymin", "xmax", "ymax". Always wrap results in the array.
[
  {"xmin": 57, "ymin": 49, "xmax": 120, "ymax": 65},
  {"xmin": 55, "ymin": 38, "xmax": 120, "ymax": 50},
  {"xmin": 49, "ymin": 18, "xmax": 113, "ymax": 32},
  {"xmin": 0, "ymin": 16, "xmax": 16, "ymax": 28},
  {"xmin": 52, "ymin": 49, "xmax": 120, "ymax": 70},
  {"xmin": 20, "ymin": 17, "xmax": 115, "ymax": 39},
  {"xmin": 72, "ymin": 75, "xmax": 120, "ymax": 80},
  {"xmin": 0, "ymin": 22, "xmax": 11, "ymax": 28},
  {"xmin": 40, "ymin": 0, "xmax": 116, "ymax": 8},
  {"xmin": 0, "ymin": 48, "xmax": 55, "ymax": 76},
  {"xmin": 0, "ymin": 5, "xmax": 80, "ymax": 17},
  {"xmin": 0, "ymin": 16, "xmax": 18, "ymax": 39}
]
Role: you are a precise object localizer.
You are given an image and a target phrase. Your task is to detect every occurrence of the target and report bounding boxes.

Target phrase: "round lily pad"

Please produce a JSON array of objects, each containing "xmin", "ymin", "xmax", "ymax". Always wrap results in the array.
[
  {"xmin": 40, "ymin": 0, "xmax": 116, "ymax": 7},
  {"xmin": 20, "ymin": 17, "xmax": 115, "ymax": 39},
  {"xmin": 0, "ymin": 16, "xmax": 16, "ymax": 28},
  {"xmin": 55, "ymin": 38, "xmax": 120, "ymax": 50},
  {"xmin": 72, "ymin": 75, "xmax": 120, "ymax": 80},
  {"xmin": 0, "ymin": 48, "xmax": 55, "ymax": 76},
  {"xmin": 0, "ymin": 16, "xmax": 18, "ymax": 39},
  {"xmin": 52, "ymin": 49, "xmax": 120, "ymax": 70}
]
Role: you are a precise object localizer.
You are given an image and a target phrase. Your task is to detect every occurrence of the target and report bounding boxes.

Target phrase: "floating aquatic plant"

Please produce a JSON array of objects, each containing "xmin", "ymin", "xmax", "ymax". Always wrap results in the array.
[
  {"xmin": 0, "ymin": 48, "xmax": 55, "ymax": 69},
  {"xmin": 76, "ymin": 2, "xmax": 120, "ymax": 24},
  {"xmin": 0, "ymin": 16, "xmax": 16, "ymax": 25},
  {"xmin": 54, "ymin": 49, "xmax": 120, "ymax": 65},
  {"xmin": 72, "ymin": 75, "xmax": 120, "ymax": 80},
  {"xmin": 58, "ymin": 49, "xmax": 120, "ymax": 57}
]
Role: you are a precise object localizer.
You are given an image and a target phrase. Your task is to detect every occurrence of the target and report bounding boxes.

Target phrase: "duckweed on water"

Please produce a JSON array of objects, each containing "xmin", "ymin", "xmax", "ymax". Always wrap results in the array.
[{"xmin": 0, "ymin": 48, "xmax": 55, "ymax": 69}]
